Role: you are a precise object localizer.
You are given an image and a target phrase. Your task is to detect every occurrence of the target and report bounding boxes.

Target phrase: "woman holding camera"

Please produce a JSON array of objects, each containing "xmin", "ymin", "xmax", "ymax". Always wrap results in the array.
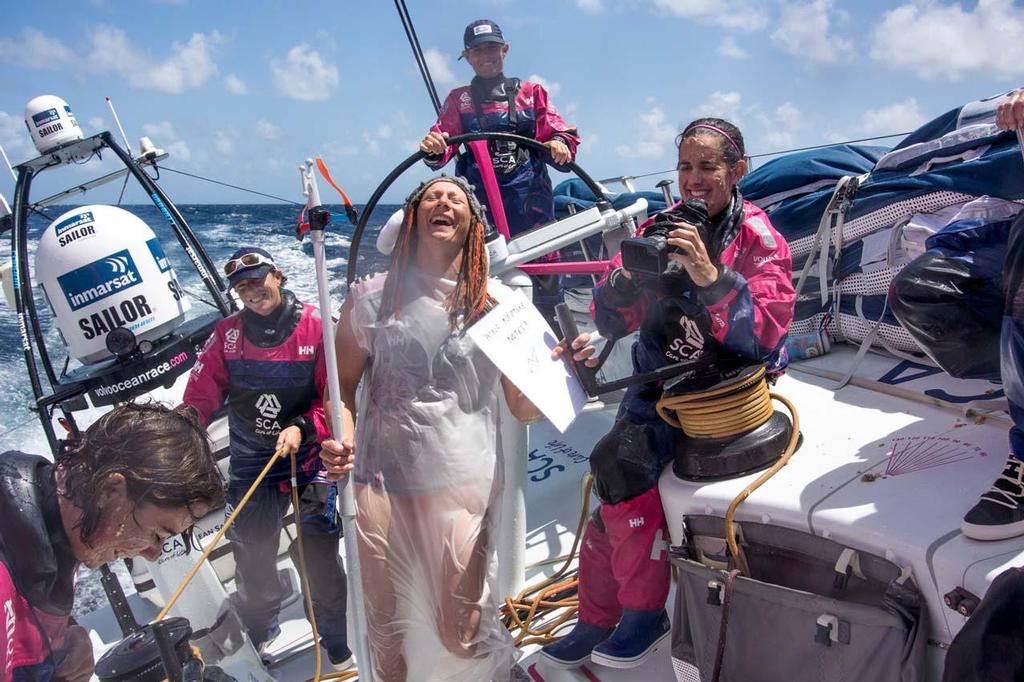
[{"xmin": 542, "ymin": 118, "xmax": 795, "ymax": 670}]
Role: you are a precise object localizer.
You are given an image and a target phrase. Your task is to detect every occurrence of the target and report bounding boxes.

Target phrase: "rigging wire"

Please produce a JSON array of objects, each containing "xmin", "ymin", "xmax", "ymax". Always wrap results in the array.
[
  {"xmin": 597, "ymin": 130, "xmax": 914, "ymax": 186},
  {"xmin": 160, "ymin": 166, "xmax": 303, "ymax": 205},
  {"xmin": 393, "ymin": 0, "xmax": 442, "ymax": 114},
  {"xmin": 0, "ymin": 414, "xmax": 43, "ymax": 441},
  {"xmin": 183, "ymin": 287, "xmax": 218, "ymax": 310},
  {"xmin": 116, "ymin": 170, "xmax": 130, "ymax": 205}
]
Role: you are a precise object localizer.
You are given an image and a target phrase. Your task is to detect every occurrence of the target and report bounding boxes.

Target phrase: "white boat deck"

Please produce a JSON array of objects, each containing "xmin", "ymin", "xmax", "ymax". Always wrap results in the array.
[{"xmin": 78, "ymin": 343, "xmax": 1020, "ymax": 681}]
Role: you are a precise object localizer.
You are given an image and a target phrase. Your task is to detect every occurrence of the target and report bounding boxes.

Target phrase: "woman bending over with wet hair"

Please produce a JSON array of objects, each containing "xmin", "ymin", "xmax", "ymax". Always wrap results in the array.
[
  {"xmin": 0, "ymin": 402, "xmax": 224, "ymax": 682},
  {"xmin": 319, "ymin": 175, "xmax": 548, "ymax": 681}
]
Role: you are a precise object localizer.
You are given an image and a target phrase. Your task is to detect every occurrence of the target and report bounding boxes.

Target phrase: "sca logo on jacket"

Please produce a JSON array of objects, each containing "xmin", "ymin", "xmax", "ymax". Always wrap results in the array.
[
  {"xmin": 255, "ymin": 393, "xmax": 282, "ymax": 436},
  {"xmin": 58, "ymin": 249, "xmax": 142, "ymax": 311}
]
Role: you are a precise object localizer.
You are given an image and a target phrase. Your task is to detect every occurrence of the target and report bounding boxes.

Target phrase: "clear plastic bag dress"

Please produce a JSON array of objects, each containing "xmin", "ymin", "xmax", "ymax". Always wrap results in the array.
[{"xmin": 348, "ymin": 271, "xmax": 514, "ymax": 682}]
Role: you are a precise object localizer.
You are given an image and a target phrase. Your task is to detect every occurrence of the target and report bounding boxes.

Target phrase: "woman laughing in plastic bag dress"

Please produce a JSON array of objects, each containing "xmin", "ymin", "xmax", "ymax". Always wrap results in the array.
[{"xmin": 320, "ymin": 176, "xmax": 590, "ymax": 682}]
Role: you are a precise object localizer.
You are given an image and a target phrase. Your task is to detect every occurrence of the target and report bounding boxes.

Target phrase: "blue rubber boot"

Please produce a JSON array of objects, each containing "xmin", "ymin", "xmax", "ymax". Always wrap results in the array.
[
  {"xmin": 590, "ymin": 608, "xmax": 670, "ymax": 669},
  {"xmin": 540, "ymin": 622, "xmax": 615, "ymax": 669}
]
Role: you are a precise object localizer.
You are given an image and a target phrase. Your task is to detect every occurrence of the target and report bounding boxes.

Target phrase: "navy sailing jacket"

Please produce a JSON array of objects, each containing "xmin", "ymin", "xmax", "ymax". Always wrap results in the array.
[{"xmin": 183, "ymin": 292, "xmax": 329, "ymax": 486}]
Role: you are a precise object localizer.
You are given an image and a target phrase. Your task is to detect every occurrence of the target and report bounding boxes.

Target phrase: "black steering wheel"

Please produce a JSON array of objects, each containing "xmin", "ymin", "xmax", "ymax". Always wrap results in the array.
[{"xmin": 345, "ymin": 131, "xmax": 610, "ymax": 285}]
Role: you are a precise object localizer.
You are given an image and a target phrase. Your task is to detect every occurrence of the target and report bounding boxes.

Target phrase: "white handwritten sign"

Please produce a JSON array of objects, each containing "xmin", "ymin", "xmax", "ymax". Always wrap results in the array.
[{"xmin": 467, "ymin": 289, "xmax": 586, "ymax": 432}]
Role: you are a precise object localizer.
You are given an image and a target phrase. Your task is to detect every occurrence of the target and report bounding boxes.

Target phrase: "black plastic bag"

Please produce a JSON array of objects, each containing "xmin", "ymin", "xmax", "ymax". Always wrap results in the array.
[{"xmin": 889, "ymin": 216, "xmax": 1010, "ymax": 380}]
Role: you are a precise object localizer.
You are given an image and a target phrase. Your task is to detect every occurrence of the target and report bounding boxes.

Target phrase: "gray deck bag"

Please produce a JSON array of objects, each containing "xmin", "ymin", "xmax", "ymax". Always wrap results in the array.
[{"xmin": 669, "ymin": 516, "xmax": 928, "ymax": 682}]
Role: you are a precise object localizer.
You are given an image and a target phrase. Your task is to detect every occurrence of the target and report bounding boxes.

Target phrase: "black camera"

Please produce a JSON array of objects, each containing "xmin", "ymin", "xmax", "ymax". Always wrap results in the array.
[{"xmin": 620, "ymin": 199, "xmax": 711, "ymax": 278}]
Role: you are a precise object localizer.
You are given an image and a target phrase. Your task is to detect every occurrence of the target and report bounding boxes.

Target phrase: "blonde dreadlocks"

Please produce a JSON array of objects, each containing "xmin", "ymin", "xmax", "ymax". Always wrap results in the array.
[{"xmin": 379, "ymin": 175, "xmax": 494, "ymax": 330}]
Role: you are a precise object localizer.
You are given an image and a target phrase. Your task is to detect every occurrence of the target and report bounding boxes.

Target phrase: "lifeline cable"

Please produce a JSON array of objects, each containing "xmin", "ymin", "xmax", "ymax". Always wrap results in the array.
[
  {"xmin": 597, "ymin": 131, "xmax": 914, "ymax": 186},
  {"xmin": 160, "ymin": 166, "xmax": 302, "ymax": 205}
]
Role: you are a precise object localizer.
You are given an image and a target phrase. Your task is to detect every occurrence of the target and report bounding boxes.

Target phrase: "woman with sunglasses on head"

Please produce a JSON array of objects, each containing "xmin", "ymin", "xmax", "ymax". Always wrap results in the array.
[
  {"xmin": 318, "ymin": 176, "xmax": 578, "ymax": 682},
  {"xmin": 182, "ymin": 246, "xmax": 353, "ymax": 670}
]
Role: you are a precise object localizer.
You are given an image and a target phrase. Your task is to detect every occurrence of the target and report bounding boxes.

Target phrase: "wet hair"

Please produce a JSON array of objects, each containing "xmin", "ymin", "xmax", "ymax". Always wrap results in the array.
[
  {"xmin": 676, "ymin": 118, "xmax": 746, "ymax": 168},
  {"xmin": 56, "ymin": 401, "xmax": 224, "ymax": 547},
  {"xmin": 380, "ymin": 175, "xmax": 493, "ymax": 329}
]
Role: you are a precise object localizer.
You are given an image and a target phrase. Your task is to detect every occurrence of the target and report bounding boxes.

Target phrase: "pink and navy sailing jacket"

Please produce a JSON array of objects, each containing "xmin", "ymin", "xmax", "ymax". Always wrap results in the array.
[
  {"xmin": 183, "ymin": 294, "xmax": 330, "ymax": 486},
  {"xmin": 591, "ymin": 198, "xmax": 795, "ymax": 455},
  {"xmin": 427, "ymin": 77, "xmax": 580, "ymax": 237}
]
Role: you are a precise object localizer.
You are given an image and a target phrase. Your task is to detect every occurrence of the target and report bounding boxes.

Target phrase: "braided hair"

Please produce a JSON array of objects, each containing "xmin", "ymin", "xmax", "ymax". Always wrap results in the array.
[{"xmin": 379, "ymin": 175, "xmax": 493, "ymax": 330}]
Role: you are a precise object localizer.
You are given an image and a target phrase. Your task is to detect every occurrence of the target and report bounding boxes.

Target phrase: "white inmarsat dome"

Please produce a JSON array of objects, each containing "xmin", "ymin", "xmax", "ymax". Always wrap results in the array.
[
  {"xmin": 24, "ymin": 95, "xmax": 83, "ymax": 154},
  {"xmin": 36, "ymin": 205, "xmax": 191, "ymax": 364}
]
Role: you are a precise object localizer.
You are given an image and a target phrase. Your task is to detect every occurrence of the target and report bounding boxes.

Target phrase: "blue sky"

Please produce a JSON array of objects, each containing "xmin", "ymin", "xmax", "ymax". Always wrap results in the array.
[{"xmin": 1, "ymin": 0, "xmax": 1023, "ymax": 204}]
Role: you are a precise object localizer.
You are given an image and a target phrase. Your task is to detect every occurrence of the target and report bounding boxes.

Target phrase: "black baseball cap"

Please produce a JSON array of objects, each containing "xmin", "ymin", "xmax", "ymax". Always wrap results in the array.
[{"xmin": 463, "ymin": 19, "xmax": 505, "ymax": 50}]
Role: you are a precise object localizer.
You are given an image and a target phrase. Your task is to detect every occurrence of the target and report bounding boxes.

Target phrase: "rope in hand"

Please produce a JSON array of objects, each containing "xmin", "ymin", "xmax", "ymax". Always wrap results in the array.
[
  {"xmin": 155, "ymin": 447, "xmax": 287, "ymax": 623},
  {"xmin": 152, "ymin": 445, "xmax": 358, "ymax": 681}
]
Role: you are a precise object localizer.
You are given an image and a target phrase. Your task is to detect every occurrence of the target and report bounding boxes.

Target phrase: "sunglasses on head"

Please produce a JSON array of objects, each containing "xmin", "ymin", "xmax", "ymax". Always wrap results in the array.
[{"xmin": 224, "ymin": 253, "xmax": 274, "ymax": 277}]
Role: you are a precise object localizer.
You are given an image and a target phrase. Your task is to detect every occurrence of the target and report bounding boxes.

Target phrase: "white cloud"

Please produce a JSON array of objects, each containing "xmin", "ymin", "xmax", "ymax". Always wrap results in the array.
[
  {"xmin": 651, "ymin": 0, "xmax": 769, "ymax": 32},
  {"xmin": 870, "ymin": 0, "xmax": 1024, "ymax": 80},
  {"xmin": 0, "ymin": 26, "xmax": 222, "ymax": 94},
  {"xmin": 0, "ymin": 111, "xmax": 31, "ymax": 165},
  {"xmin": 859, "ymin": 98, "xmax": 926, "ymax": 135},
  {"xmin": 87, "ymin": 117, "xmax": 105, "ymax": 132},
  {"xmin": 254, "ymin": 119, "xmax": 280, "ymax": 140},
  {"xmin": 213, "ymin": 130, "xmax": 236, "ymax": 156},
  {"xmin": 774, "ymin": 102, "xmax": 802, "ymax": 129},
  {"xmin": 718, "ymin": 36, "xmax": 749, "ymax": 59},
  {"xmin": 0, "ymin": 28, "xmax": 76, "ymax": 68},
  {"xmin": 756, "ymin": 102, "xmax": 804, "ymax": 149},
  {"xmin": 142, "ymin": 121, "xmax": 191, "ymax": 161},
  {"xmin": 224, "ymin": 73, "xmax": 249, "ymax": 95},
  {"xmin": 528, "ymin": 74, "xmax": 562, "ymax": 97},
  {"xmin": 361, "ymin": 131, "xmax": 381, "ymax": 156},
  {"xmin": 577, "ymin": 0, "xmax": 605, "ymax": 13},
  {"xmin": 325, "ymin": 141, "xmax": 362, "ymax": 157},
  {"xmin": 86, "ymin": 26, "xmax": 222, "ymax": 94},
  {"xmin": 771, "ymin": 0, "xmax": 855, "ymax": 64},
  {"xmin": 423, "ymin": 48, "xmax": 457, "ymax": 87},
  {"xmin": 271, "ymin": 44, "xmax": 339, "ymax": 101},
  {"xmin": 376, "ymin": 124, "xmax": 393, "ymax": 140},
  {"xmin": 691, "ymin": 91, "xmax": 745, "ymax": 124},
  {"xmin": 616, "ymin": 98, "xmax": 677, "ymax": 159}
]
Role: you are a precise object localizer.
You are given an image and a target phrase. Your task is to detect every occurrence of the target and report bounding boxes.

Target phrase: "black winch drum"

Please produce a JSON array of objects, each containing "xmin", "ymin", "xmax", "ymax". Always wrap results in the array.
[
  {"xmin": 669, "ymin": 368, "xmax": 798, "ymax": 481},
  {"xmin": 95, "ymin": 617, "xmax": 192, "ymax": 682}
]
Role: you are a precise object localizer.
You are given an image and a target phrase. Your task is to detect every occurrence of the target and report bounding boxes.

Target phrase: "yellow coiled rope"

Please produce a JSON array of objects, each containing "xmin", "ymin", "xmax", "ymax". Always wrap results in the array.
[
  {"xmin": 655, "ymin": 367, "xmax": 800, "ymax": 577},
  {"xmin": 655, "ymin": 366, "xmax": 774, "ymax": 439}
]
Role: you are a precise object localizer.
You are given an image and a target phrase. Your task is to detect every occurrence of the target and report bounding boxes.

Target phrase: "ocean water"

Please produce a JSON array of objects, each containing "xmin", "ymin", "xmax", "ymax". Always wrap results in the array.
[{"xmin": 0, "ymin": 202, "xmax": 400, "ymax": 457}]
